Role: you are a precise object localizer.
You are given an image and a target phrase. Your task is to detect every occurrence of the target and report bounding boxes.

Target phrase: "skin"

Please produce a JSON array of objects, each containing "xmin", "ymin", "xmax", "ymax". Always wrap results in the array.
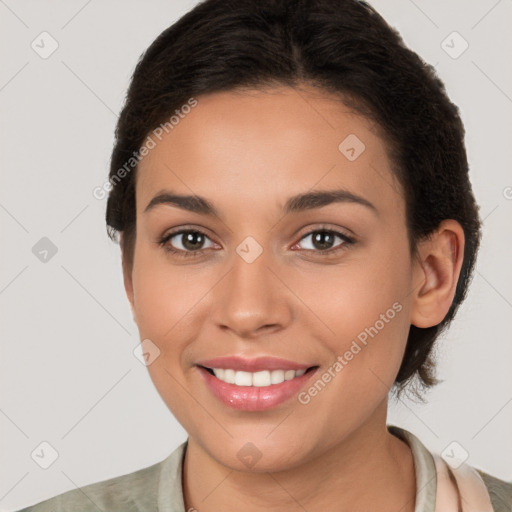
[{"xmin": 121, "ymin": 84, "xmax": 464, "ymax": 511}]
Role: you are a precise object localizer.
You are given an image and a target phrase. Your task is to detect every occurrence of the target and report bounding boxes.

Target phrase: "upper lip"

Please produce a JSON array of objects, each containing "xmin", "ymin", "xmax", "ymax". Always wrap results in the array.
[{"xmin": 197, "ymin": 356, "xmax": 316, "ymax": 372}]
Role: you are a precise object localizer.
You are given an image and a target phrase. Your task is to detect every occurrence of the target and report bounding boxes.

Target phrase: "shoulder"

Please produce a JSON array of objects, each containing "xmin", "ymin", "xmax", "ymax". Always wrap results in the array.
[
  {"xmin": 15, "ymin": 442, "xmax": 187, "ymax": 512},
  {"xmin": 476, "ymin": 468, "xmax": 512, "ymax": 512},
  {"xmin": 16, "ymin": 460, "xmax": 162, "ymax": 512},
  {"xmin": 388, "ymin": 425, "xmax": 512, "ymax": 512}
]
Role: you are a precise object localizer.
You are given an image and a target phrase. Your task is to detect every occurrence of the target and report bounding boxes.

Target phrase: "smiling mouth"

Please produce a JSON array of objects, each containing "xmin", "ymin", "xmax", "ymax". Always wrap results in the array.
[{"xmin": 199, "ymin": 366, "xmax": 318, "ymax": 387}]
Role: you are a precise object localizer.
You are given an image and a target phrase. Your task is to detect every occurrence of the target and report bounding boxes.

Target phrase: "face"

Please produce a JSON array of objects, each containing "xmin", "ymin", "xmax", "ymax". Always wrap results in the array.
[{"xmin": 124, "ymin": 85, "xmax": 419, "ymax": 472}]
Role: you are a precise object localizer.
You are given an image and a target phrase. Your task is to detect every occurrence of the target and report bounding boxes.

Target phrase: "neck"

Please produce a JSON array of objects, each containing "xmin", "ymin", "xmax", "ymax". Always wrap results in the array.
[{"xmin": 182, "ymin": 403, "xmax": 416, "ymax": 512}]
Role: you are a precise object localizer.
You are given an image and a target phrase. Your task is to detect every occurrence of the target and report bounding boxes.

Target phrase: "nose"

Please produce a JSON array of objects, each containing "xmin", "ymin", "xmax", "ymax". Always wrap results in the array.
[{"xmin": 211, "ymin": 246, "xmax": 293, "ymax": 339}]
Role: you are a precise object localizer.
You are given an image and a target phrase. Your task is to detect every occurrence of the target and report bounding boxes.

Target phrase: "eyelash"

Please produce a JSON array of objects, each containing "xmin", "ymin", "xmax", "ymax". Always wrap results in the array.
[{"xmin": 157, "ymin": 226, "xmax": 355, "ymax": 259}]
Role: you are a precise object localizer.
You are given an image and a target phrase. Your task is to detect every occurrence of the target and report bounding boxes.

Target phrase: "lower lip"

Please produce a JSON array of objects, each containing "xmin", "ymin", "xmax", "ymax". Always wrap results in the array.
[{"xmin": 197, "ymin": 366, "xmax": 318, "ymax": 411}]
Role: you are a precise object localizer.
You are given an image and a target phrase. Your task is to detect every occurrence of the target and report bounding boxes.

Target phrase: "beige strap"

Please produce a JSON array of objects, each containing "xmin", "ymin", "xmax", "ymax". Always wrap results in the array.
[{"xmin": 432, "ymin": 454, "xmax": 494, "ymax": 512}]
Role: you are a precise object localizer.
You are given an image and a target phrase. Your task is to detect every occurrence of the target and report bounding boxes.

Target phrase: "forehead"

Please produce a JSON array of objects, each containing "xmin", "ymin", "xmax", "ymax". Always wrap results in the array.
[{"xmin": 136, "ymin": 85, "xmax": 403, "ymax": 220}]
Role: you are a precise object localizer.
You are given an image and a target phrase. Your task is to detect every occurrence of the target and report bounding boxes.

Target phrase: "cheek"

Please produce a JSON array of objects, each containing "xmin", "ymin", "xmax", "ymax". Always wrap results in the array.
[
  {"xmin": 322, "ymin": 234, "xmax": 410, "ymax": 326},
  {"xmin": 131, "ymin": 243, "xmax": 206, "ymax": 341},
  {"xmin": 320, "ymin": 236, "xmax": 413, "ymax": 386},
  {"xmin": 129, "ymin": 247, "xmax": 207, "ymax": 419},
  {"xmin": 130, "ymin": 243, "xmax": 222, "ymax": 396}
]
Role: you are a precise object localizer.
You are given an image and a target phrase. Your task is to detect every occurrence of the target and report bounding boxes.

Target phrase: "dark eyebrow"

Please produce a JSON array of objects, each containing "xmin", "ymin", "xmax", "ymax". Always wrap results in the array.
[
  {"xmin": 283, "ymin": 189, "xmax": 378, "ymax": 216},
  {"xmin": 144, "ymin": 188, "xmax": 378, "ymax": 217},
  {"xmin": 144, "ymin": 191, "xmax": 219, "ymax": 216}
]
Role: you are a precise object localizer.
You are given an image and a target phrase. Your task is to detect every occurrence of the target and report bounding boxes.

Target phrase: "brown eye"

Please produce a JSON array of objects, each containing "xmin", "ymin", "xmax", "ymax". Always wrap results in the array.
[
  {"xmin": 177, "ymin": 231, "xmax": 206, "ymax": 251},
  {"xmin": 158, "ymin": 229, "xmax": 216, "ymax": 257},
  {"xmin": 295, "ymin": 229, "xmax": 354, "ymax": 254}
]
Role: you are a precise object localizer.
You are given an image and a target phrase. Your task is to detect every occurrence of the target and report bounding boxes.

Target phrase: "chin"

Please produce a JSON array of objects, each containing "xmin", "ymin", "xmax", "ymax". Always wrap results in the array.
[{"xmin": 200, "ymin": 433, "xmax": 314, "ymax": 473}]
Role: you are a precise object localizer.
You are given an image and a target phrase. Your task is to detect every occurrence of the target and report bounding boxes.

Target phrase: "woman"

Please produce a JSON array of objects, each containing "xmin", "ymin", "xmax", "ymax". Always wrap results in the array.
[{"xmin": 17, "ymin": 0, "xmax": 512, "ymax": 510}]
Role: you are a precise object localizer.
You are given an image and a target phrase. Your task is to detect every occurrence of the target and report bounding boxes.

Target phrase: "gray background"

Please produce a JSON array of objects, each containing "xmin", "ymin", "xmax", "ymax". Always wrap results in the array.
[{"xmin": 1, "ymin": 0, "xmax": 511, "ymax": 509}]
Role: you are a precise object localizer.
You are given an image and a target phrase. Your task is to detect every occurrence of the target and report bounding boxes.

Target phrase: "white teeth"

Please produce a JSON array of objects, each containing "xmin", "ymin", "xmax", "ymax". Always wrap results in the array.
[
  {"xmin": 284, "ymin": 370, "xmax": 296, "ymax": 381},
  {"xmin": 210, "ymin": 368, "xmax": 309, "ymax": 386},
  {"xmin": 252, "ymin": 370, "xmax": 271, "ymax": 387},
  {"xmin": 270, "ymin": 369, "xmax": 284, "ymax": 384},
  {"xmin": 234, "ymin": 371, "xmax": 252, "ymax": 386},
  {"xmin": 223, "ymin": 368, "xmax": 236, "ymax": 384}
]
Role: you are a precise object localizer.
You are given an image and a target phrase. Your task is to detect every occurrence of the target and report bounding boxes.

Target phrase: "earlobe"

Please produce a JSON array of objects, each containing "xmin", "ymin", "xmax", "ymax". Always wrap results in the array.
[{"xmin": 410, "ymin": 220, "xmax": 465, "ymax": 328}]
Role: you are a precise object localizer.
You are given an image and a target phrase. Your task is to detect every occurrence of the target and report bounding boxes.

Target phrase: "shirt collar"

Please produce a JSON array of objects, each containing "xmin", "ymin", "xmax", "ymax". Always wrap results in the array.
[{"xmin": 388, "ymin": 425, "xmax": 437, "ymax": 512}]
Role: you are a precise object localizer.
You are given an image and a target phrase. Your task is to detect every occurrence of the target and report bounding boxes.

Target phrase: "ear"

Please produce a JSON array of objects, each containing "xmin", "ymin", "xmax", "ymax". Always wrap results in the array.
[
  {"xmin": 120, "ymin": 232, "xmax": 136, "ymax": 324},
  {"xmin": 410, "ymin": 219, "xmax": 465, "ymax": 328}
]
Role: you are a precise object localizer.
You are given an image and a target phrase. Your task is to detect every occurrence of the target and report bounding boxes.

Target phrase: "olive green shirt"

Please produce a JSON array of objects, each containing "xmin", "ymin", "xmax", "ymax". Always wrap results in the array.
[{"xmin": 16, "ymin": 426, "xmax": 512, "ymax": 511}]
